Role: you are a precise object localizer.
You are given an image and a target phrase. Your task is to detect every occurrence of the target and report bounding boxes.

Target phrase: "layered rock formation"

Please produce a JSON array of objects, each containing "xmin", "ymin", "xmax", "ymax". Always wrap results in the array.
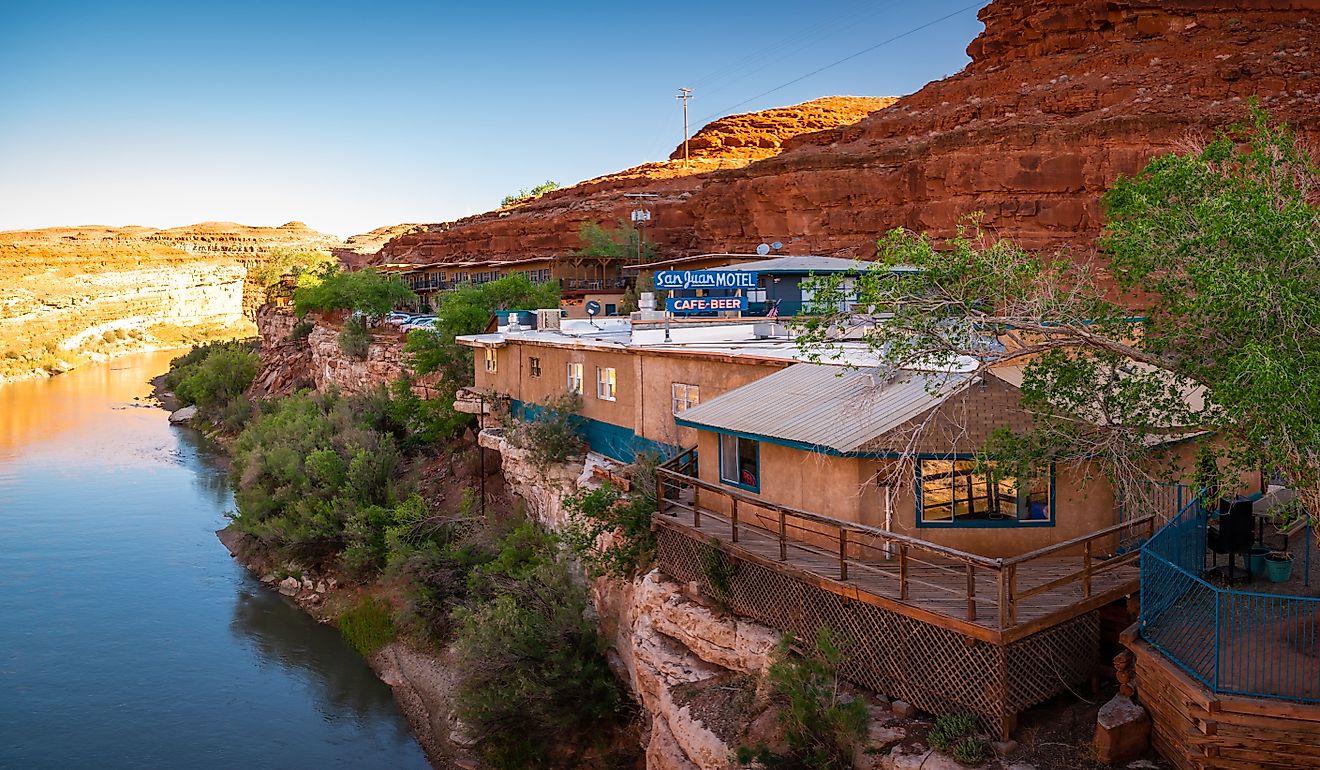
[
  {"xmin": 377, "ymin": 0, "xmax": 1318, "ymax": 264},
  {"xmin": 0, "ymin": 222, "xmax": 344, "ymax": 381}
]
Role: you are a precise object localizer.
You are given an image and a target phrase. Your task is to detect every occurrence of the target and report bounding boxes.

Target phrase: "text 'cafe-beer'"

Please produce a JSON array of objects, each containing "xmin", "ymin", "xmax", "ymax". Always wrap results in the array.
[{"xmin": 657, "ymin": 269, "xmax": 757, "ymax": 314}]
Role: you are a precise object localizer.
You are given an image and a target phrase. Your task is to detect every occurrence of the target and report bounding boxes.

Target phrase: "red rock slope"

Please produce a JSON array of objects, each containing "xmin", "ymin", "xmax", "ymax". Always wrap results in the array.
[{"xmin": 379, "ymin": 0, "xmax": 1319, "ymax": 264}]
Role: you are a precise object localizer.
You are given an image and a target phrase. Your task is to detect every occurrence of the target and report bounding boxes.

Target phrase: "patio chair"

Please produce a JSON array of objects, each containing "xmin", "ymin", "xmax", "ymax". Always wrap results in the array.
[{"xmin": 1208, "ymin": 497, "xmax": 1254, "ymax": 583}]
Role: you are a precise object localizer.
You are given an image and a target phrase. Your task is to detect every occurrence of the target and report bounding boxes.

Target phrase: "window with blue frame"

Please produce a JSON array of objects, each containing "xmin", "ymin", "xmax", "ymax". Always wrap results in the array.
[
  {"xmin": 719, "ymin": 434, "xmax": 759, "ymax": 491},
  {"xmin": 917, "ymin": 459, "xmax": 1052, "ymax": 526}
]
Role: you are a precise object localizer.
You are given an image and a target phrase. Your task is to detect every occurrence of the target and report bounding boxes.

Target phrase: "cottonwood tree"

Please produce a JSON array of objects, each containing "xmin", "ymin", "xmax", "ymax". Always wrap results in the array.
[{"xmin": 795, "ymin": 107, "xmax": 1320, "ymax": 528}]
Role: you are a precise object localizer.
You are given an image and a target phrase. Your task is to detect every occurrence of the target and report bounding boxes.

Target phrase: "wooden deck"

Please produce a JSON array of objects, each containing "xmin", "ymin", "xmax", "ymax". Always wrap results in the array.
[{"xmin": 656, "ymin": 451, "xmax": 1151, "ymax": 645}]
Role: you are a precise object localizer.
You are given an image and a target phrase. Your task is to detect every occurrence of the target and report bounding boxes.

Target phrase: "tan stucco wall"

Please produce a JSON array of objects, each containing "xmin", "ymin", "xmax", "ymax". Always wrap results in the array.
[{"xmin": 474, "ymin": 338, "xmax": 782, "ymax": 449}]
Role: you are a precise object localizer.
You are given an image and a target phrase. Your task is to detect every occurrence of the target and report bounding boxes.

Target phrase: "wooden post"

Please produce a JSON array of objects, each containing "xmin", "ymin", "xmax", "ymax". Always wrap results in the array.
[
  {"xmin": 778, "ymin": 508, "xmax": 787, "ymax": 561},
  {"xmin": 693, "ymin": 485, "xmax": 701, "ymax": 527},
  {"xmin": 731, "ymin": 498, "xmax": 739, "ymax": 543},
  {"xmin": 998, "ymin": 565, "xmax": 1010, "ymax": 629},
  {"xmin": 1083, "ymin": 540, "xmax": 1093, "ymax": 597},
  {"xmin": 1007, "ymin": 564, "xmax": 1018, "ymax": 626},
  {"xmin": 839, "ymin": 529, "xmax": 849, "ymax": 581},
  {"xmin": 899, "ymin": 544, "xmax": 909, "ymax": 600},
  {"xmin": 656, "ymin": 472, "xmax": 666, "ymax": 515},
  {"xmin": 966, "ymin": 563, "xmax": 977, "ymax": 621}
]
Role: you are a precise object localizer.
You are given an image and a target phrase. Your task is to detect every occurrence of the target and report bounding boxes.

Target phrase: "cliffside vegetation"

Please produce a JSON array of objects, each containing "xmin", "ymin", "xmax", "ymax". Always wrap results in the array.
[
  {"xmin": 163, "ymin": 273, "xmax": 634, "ymax": 768},
  {"xmin": 294, "ymin": 265, "xmax": 416, "ymax": 322},
  {"xmin": 404, "ymin": 274, "xmax": 560, "ymax": 435},
  {"xmin": 500, "ymin": 180, "xmax": 560, "ymax": 208},
  {"xmin": 162, "ymin": 341, "xmax": 260, "ymax": 430}
]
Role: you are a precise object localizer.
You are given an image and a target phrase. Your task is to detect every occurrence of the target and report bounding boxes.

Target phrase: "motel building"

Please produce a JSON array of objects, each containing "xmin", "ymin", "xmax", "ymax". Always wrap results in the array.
[{"xmin": 456, "ymin": 308, "xmax": 1268, "ymax": 744}]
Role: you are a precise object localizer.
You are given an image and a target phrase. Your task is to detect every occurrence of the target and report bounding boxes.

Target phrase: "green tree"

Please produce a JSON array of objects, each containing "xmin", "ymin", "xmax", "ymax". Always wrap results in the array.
[
  {"xmin": 576, "ymin": 220, "xmax": 656, "ymax": 263},
  {"xmin": 403, "ymin": 274, "xmax": 561, "ymax": 439},
  {"xmin": 249, "ymin": 248, "xmax": 338, "ymax": 289},
  {"xmin": 293, "ymin": 265, "xmax": 416, "ymax": 322},
  {"xmin": 794, "ymin": 107, "xmax": 1320, "ymax": 518}
]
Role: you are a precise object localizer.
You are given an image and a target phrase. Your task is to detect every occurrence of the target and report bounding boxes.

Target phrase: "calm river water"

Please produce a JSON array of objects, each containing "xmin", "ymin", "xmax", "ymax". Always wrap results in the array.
[{"xmin": 0, "ymin": 351, "xmax": 429, "ymax": 769}]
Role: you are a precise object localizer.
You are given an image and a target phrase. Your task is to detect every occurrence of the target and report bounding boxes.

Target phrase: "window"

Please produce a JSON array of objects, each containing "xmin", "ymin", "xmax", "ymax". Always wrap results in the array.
[
  {"xmin": 596, "ymin": 366, "xmax": 616, "ymax": 401},
  {"xmin": 566, "ymin": 362, "xmax": 583, "ymax": 395},
  {"xmin": 484, "ymin": 348, "xmax": 497, "ymax": 373},
  {"xmin": 719, "ymin": 434, "xmax": 759, "ymax": 491},
  {"xmin": 529, "ymin": 357, "xmax": 542, "ymax": 377},
  {"xmin": 917, "ymin": 459, "xmax": 1052, "ymax": 526},
  {"xmin": 672, "ymin": 383, "xmax": 700, "ymax": 415}
]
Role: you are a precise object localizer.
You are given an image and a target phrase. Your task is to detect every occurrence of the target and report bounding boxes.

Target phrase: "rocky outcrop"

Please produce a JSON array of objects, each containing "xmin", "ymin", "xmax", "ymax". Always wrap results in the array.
[
  {"xmin": 248, "ymin": 307, "xmax": 443, "ymax": 399},
  {"xmin": 675, "ymin": 96, "xmax": 898, "ymax": 162},
  {"xmin": 376, "ymin": 0, "xmax": 1318, "ymax": 264}
]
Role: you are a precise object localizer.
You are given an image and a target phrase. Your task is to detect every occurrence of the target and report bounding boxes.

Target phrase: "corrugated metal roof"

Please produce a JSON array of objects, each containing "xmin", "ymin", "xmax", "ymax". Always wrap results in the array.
[{"xmin": 676, "ymin": 363, "xmax": 974, "ymax": 454}]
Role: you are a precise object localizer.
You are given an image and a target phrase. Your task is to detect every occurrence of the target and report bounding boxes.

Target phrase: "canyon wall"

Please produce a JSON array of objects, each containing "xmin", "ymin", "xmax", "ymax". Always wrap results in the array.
[
  {"xmin": 0, "ymin": 222, "xmax": 345, "ymax": 382},
  {"xmin": 377, "ymin": 0, "xmax": 1318, "ymax": 264}
]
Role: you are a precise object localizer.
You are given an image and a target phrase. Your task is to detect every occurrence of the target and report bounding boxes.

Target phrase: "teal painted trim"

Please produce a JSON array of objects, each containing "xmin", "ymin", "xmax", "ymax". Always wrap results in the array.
[
  {"xmin": 716, "ymin": 433, "xmax": 761, "ymax": 494},
  {"xmin": 913, "ymin": 461, "xmax": 1057, "ymax": 529},
  {"xmin": 510, "ymin": 399, "xmax": 679, "ymax": 465}
]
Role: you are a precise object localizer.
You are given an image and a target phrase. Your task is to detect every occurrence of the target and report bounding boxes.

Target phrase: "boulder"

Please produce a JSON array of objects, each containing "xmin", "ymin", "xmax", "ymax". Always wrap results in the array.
[
  {"xmin": 168, "ymin": 405, "xmax": 198, "ymax": 423},
  {"xmin": 278, "ymin": 576, "xmax": 301, "ymax": 596}
]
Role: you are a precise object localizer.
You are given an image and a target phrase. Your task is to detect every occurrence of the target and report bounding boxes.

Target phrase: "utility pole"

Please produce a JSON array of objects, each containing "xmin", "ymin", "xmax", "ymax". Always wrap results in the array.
[{"xmin": 675, "ymin": 87, "xmax": 693, "ymax": 168}]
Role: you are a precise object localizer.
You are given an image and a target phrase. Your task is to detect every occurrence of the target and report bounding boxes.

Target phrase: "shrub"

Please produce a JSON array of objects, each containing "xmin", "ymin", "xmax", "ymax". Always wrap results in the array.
[
  {"xmin": 504, "ymin": 391, "xmax": 585, "ymax": 468},
  {"xmin": 163, "ymin": 341, "xmax": 260, "ymax": 425},
  {"xmin": 452, "ymin": 525, "xmax": 622, "ymax": 769},
  {"xmin": 289, "ymin": 320, "xmax": 314, "ymax": 340},
  {"xmin": 338, "ymin": 596, "xmax": 398, "ymax": 657},
  {"xmin": 563, "ymin": 455, "xmax": 659, "ymax": 578},
  {"xmin": 229, "ymin": 389, "xmax": 413, "ymax": 558},
  {"xmin": 951, "ymin": 737, "xmax": 990, "ymax": 766},
  {"xmin": 737, "ymin": 628, "xmax": 869, "ymax": 770},
  {"xmin": 500, "ymin": 180, "xmax": 559, "ymax": 207},
  {"xmin": 339, "ymin": 315, "xmax": 372, "ymax": 360},
  {"xmin": 928, "ymin": 713, "xmax": 977, "ymax": 752},
  {"xmin": 699, "ymin": 539, "xmax": 739, "ymax": 609}
]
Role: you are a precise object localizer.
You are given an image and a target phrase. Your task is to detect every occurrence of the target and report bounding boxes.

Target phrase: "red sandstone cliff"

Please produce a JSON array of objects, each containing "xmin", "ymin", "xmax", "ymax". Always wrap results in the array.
[{"xmin": 378, "ymin": 0, "xmax": 1318, "ymax": 264}]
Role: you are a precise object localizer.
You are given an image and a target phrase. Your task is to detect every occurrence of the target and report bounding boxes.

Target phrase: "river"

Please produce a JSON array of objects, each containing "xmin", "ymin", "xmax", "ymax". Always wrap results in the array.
[{"xmin": 0, "ymin": 352, "xmax": 430, "ymax": 769}]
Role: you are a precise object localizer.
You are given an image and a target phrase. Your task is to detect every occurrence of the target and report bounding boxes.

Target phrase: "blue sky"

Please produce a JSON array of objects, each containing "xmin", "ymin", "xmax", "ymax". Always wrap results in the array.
[{"xmin": 0, "ymin": 0, "xmax": 989, "ymax": 237}]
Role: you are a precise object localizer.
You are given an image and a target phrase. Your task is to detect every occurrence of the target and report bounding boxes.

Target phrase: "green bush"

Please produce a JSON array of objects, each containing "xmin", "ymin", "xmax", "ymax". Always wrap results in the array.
[
  {"xmin": 338, "ymin": 316, "xmax": 372, "ymax": 360},
  {"xmin": 951, "ymin": 737, "xmax": 990, "ymax": 766},
  {"xmin": 338, "ymin": 596, "xmax": 398, "ymax": 657},
  {"xmin": 504, "ymin": 391, "xmax": 585, "ymax": 467},
  {"xmin": 294, "ymin": 265, "xmax": 415, "ymax": 321},
  {"xmin": 229, "ymin": 389, "xmax": 414, "ymax": 558},
  {"xmin": 162, "ymin": 341, "xmax": 260, "ymax": 425},
  {"xmin": 289, "ymin": 320, "xmax": 314, "ymax": 340},
  {"xmin": 700, "ymin": 539, "xmax": 739, "ymax": 609},
  {"xmin": 500, "ymin": 180, "xmax": 559, "ymax": 207},
  {"xmin": 738, "ymin": 628, "xmax": 869, "ymax": 770},
  {"xmin": 928, "ymin": 713, "xmax": 977, "ymax": 752},
  {"xmin": 452, "ymin": 524, "xmax": 622, "ymax": 769},
  {"xmin": 563, "ymin": 467, "xmax": 657, "ymax": 579}
]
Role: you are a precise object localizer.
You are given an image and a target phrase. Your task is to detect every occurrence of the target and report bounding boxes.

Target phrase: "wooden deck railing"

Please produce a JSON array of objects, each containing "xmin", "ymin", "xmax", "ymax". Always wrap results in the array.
[{"xmin": 656, "ymin": 458, "xmax": 1156, "ymax": 639}]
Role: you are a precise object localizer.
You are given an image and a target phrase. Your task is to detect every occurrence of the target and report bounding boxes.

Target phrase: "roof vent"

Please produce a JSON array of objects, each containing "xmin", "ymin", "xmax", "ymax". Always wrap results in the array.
[{"xmin": 535, "ymin": 308, "xmax": 560, "ymax": 331}]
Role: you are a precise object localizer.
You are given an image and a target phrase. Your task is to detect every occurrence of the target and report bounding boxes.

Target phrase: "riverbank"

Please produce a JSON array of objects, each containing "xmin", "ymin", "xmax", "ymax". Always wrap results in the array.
[{"xmin": 215, "ymin": 524, "xmax": 479, "ymax": 769}]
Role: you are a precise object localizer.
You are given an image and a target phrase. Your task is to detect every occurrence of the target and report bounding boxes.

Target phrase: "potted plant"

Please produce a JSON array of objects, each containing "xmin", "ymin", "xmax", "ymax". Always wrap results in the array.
[
  {"xmin": 1249, "ymin": 545, "xmax": 1272, "ymax": 576},
  {"xmin": 1266, "ymin": 550, "xmax": 1295, "ymax": 583}
]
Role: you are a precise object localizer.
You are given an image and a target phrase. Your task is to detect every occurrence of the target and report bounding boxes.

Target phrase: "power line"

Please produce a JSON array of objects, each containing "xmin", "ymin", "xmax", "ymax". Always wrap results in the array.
[{"xmin": 690, "ymin": 1, "xmax": 984, "ymax": 128}]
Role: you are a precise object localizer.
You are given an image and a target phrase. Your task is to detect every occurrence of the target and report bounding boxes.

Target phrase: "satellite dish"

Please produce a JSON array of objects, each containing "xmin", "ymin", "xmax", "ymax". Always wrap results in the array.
[
  {"xmin": 755, "ymin": 243, "xmax": 771, "ymax": 256},
  {"xmin": 585, "ymin": 300, "xmax": 601, "ymax": 317},
  {"xmin": 771, "ymin": 241, "xmax": 783, "ymax": 251}
]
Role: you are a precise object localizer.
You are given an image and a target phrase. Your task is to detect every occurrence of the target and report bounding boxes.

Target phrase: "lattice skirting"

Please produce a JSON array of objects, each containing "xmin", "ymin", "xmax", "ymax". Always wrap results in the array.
[{"xmin": 656, "ymin": 526, "xmax": 1100, "ymax": 737}]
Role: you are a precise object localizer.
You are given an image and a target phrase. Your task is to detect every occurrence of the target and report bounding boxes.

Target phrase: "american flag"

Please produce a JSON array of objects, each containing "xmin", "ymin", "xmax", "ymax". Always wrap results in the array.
[{"xmin": 767, "ymin": 299, "xmax": 780, "ymax": 318}]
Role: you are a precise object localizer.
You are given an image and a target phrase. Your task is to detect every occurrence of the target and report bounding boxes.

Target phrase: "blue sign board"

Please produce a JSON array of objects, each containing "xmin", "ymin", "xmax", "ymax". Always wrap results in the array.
[
  {"xmin": 654, "ymin": 270, "xmax": 758, "ymax": 291},
  {"xmin": 667, "ymin": 296, "xmax": 748, "ymax": 314}
]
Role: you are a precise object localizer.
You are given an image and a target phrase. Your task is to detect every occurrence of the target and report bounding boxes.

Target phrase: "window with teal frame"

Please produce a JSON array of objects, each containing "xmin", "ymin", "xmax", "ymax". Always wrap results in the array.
[
  {"xmin": 718, "ymin": 433, "xmax": 760, "ymax": 492},
  {"xmin": 916, "ymin": 458, "xmax": 1053, "ymax": 527}
]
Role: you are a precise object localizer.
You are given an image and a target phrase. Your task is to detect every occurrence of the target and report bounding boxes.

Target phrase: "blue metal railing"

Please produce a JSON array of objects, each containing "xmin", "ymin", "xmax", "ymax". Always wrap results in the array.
[{"xmin": 1141, "ymin": 496, "xmax": 1320, "ymax": 701}]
